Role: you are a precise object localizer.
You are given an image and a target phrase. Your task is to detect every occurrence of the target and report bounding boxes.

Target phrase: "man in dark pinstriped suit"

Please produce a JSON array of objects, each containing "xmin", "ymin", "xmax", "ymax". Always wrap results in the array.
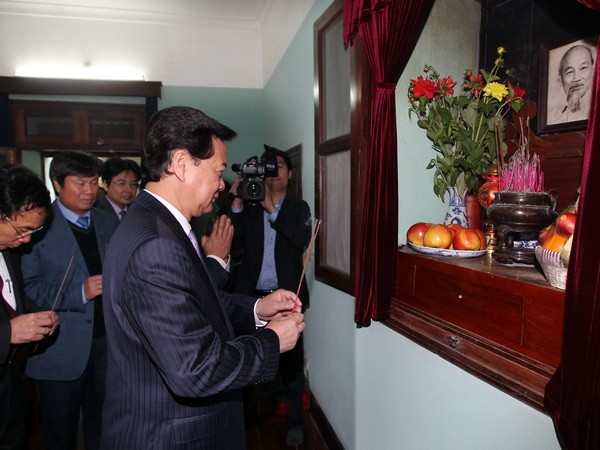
[{"xmin": 101, "ymin": 106, "xmax": 305, "ymax": 449}]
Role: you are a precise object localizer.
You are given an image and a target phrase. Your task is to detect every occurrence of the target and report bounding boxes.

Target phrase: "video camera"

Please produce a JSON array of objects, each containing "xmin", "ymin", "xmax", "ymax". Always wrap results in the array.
[{"xmin": 231, "ymin": 149, "xmax": 278, "ymax": 202}]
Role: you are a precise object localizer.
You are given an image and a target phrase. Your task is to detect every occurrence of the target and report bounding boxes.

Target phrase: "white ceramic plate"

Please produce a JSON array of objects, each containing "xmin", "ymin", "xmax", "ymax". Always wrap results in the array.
[{"xmin": 408, "ymin": 243, "xmax": 486, "ymax": 258}]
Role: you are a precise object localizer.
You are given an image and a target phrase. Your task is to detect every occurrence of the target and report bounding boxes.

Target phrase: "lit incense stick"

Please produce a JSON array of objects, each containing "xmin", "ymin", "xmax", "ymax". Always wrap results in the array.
[{"xmin": 293, "ymin": 219, "xmax": 321, "ymax": 311}]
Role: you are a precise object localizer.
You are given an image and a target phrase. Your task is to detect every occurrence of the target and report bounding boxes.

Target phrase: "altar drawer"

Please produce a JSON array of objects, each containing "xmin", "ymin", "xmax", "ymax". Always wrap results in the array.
[
  {"xmin": 395, "ymin": 248, "xmax": 563, "ymax": 367},
  {"xmin": 409, "ymin": 265, "xmax": 524, "ymax": 348}
]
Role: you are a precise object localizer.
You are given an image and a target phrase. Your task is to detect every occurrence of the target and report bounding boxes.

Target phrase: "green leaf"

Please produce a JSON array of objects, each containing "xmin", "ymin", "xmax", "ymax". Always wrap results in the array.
[{"xmin": 461, "ymin": 103, "xmax": 478, "ymax": 128}]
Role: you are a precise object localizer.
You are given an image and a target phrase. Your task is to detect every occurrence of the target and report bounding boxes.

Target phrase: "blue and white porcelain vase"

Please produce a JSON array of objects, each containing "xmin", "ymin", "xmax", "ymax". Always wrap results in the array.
[{"xmin": 443, "ymin": 187, "xmax": 468, "ymax": 227}]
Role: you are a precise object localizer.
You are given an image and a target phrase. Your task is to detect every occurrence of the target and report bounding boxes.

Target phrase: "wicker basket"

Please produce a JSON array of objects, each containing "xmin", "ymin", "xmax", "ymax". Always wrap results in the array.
[{"xmin": 535, "ymin": 246, "xmax": 567, "ymax": 290}]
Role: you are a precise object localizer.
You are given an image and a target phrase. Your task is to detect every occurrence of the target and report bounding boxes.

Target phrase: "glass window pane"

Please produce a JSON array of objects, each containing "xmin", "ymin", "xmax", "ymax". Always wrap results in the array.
[
  {"xmin": 89, "ymin": 117, "xmax": 136, "ymax": 140},
  {"xmin": 323, "ymin": 150, "xmax": 351, "ymax": 274},
  {"xmin": 323, "ymin": 14, "xmax": 351, "ymax": 140},
  {"xmin": 26, "ymin": 115, "xmax": 73, "ymax": 137}
]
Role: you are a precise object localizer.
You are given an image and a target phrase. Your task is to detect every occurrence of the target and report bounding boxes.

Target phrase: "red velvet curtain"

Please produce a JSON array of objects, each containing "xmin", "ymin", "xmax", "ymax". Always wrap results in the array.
[
  {"xmin": 343, "ymin": 0, "xmax": 433, "ymax": 326},
  {"xmin": 545, "ymin": 1, "xmax": 600, "ymax": 448}
]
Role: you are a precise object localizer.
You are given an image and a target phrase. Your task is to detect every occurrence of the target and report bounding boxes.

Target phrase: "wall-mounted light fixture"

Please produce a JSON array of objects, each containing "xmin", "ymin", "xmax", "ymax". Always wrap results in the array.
[{"xmin": 14, "ymin": 61, "xmax": 145, "ymax": 81}]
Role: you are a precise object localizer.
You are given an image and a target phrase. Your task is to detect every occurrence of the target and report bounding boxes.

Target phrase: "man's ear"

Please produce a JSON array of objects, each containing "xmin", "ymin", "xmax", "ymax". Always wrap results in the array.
[
  {"xmin": 52, "ymin": 179, "xmax": 61, "ymax": 193},
  {"xmin": 170, "ymin": 149, "xmax": 188, "ymax": 180},
  {"xmin": 288, "ymin": 169, "xmax": 293, "ymax": 180}
]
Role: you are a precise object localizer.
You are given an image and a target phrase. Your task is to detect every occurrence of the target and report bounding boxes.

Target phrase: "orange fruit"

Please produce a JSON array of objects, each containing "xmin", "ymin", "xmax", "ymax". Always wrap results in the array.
[{"xmin": 541, "ymin": 232, "xmax": 568, "ymax": 253}]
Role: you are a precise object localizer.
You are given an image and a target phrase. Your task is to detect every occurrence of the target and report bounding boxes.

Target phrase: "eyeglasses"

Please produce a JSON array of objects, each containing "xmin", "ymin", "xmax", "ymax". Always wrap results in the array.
[
  {"xmin": 2, "ymin": 215, "xmax": 44, "ymax": 241},
  {"xmin": 112, "ymin": 180, "xmax": 140, "ymax": 189}
]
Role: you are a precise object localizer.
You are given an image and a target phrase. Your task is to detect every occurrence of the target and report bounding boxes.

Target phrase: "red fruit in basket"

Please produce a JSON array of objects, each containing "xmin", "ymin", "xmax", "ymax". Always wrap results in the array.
[
  {"xmin": 423, "ymin": 224, "xmax": 452, "ymax": 249},
  {"xmin": 406, "ymin": 222, "xmax": 431, "ymax": 246},
  {"xmin": 452, "ymin": 229, "xmax": 481, "ymax": 250},
  {"xmin": 555, "ymin": 212, "xmax": 576, "ymax": 237},
  {"xmin": 538, "ymin": 223, "xmax": 555, "ymax": 245}
]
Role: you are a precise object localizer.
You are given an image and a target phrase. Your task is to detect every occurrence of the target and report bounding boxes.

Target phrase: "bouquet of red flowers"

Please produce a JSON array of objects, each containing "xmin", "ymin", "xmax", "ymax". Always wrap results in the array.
[{"xmin": 408, "ymin": 47, "xmax": 526, "ymax": 201}]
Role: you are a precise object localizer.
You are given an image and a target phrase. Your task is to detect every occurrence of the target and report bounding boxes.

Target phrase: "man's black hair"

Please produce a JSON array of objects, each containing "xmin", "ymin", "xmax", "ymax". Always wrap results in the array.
[
  {"xmin": 102, "ymin": 157, "xmax": 142, "ymax": 185},
  {"xmin": 0, "ymin": 164, "xmax": 51, "ymax": 217},
  {"xmin": 49, "ymin": 151, "xmax": 104, "ymax": 188},
  {"xmin": 143, "ymin": 106, "xmax": 237, "ymax": 183}
]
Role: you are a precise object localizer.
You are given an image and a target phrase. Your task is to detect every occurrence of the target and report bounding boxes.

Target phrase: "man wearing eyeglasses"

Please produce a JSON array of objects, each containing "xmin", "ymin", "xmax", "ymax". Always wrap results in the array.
[
  {"xmin": 0, "ymin": 164, "xmax": 58, "ymax": 449},
  {"xmin": 95, "ymin": 157, "xmax": 141, "ymax": 221},
  {"xmin": 21, "ymin": 151, "xmax": 119, "ymax": 450}
]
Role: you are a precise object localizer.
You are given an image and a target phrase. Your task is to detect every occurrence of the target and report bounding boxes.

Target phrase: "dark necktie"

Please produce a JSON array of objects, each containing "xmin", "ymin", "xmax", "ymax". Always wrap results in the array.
[{"xmin": 119, "ymin": 209, "xmax": 126, "ymax": 221}]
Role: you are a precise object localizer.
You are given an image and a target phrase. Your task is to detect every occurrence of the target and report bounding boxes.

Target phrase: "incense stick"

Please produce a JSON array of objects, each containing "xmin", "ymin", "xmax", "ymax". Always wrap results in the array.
[
  {"xmin": 495, "ymin": 120, "xmax": 503, "ymax": 169},
  {"xmin": 34, "ymin": 255, "xmax": 74, "ymax": 352},
  {"xmin": 51, "ymin": 255, "xmax": 74, "ymax": 311},
  {"xmin": 293, "ymin": 219, "xmax": 321, "ymax": 311}
]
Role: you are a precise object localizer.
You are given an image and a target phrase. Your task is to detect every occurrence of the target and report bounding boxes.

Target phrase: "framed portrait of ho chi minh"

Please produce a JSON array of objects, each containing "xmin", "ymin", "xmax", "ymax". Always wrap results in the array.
[{"xmin": 538, "ymin": 35, "xmax": 598, "ymax": 134}]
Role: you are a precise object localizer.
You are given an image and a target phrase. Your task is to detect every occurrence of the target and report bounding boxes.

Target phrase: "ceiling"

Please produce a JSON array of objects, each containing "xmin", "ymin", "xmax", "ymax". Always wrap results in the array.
[
  {"xmin": 0, "ymin": 0, "xmax": 275, "ymax": 28},
  {"xmin": 0, "ymin": 0, "xmax": 315, "ymax": 87}
]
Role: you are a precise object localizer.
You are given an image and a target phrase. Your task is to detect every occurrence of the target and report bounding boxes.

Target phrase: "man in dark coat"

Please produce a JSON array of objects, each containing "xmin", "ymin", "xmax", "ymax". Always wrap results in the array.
[
  {"xmin": 95, "ymin": 157, "xmax": 141, "ymax": 221},
  {"xmin": 230, "ymin": 147, "xmax": 312, "ymax": 447},
  {"xmin": 22, "ymin": 152, "xmax": 119, "ymax": 450},
  {"xmin": 0, "ymin": 165, "xmax": 57, "ymax": 449}
]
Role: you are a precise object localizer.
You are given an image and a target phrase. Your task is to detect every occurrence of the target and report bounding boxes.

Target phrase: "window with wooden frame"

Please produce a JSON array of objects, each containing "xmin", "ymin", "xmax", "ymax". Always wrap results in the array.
[{"xmin": 314, "ymin": 0, "xmax": 371, "ymax": 295}]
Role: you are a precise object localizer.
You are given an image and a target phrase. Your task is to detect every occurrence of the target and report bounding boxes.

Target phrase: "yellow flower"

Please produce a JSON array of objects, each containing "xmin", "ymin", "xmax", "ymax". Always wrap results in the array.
[
  {"xmin": 483, "ymin": 82, "xmax": 508, "ymax": 101},
  {"xmin": 497, "ymin": 46, "xmax": 506, "ymax": 55}
]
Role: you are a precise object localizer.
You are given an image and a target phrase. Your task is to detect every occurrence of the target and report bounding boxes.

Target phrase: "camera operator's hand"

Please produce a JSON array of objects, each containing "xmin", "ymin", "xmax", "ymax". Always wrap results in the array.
[
  {"xmin": 260, "ymin": 184, "xmax": 276, "ymax": 214},
  {"xmin": 230, "ymin": 177, "xmax": 243, "ymax": 209}
]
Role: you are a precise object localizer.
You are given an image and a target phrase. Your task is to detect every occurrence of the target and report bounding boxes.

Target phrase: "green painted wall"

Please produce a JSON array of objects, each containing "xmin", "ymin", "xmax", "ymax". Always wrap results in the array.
[{"xmin": 262, "ymin": 0, "xmax": 561, "ymax": 449}]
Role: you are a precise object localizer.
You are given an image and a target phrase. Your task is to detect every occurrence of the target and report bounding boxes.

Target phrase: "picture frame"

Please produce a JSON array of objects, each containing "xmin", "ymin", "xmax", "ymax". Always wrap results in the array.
[{"xmin": 538, "ymin": 34, "xmax": 598, "ymax": 134}]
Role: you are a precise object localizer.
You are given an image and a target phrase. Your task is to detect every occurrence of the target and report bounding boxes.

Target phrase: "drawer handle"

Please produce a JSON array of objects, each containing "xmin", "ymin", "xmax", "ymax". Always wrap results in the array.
[
  {"xmin": 448, "ymin": 336, "xmax": 459, "ymax": 348},
  {"xmin": 458, "ymin": 294, "xmax": 463, "ymax": 299}
]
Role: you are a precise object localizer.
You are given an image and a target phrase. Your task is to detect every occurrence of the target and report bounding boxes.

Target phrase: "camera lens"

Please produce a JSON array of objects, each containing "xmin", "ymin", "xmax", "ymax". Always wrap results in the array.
[{"xmin": 244, "ymin": 180, "xmax": 264, "ymax": 201}]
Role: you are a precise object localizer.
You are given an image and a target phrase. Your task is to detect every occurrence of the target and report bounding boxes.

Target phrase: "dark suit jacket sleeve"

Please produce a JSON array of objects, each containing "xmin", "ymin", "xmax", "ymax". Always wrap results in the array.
[
  {"xmin": 271, "ymin": 198, "xmax": 312, "ymax": 250},
  {"xmin": 217, "ymin": 290, "xmax": 263, "ymax": 335},
  {"xmin": 205, "ymin": 257, "xmax": 230, "ymax": 290},
  {"xmin": 0, "ymin": 318, "xmax": 9, "ymax": 363},
  {"xmin": 121, "ymin": 236, "xmax": 279, "ymax": 398}
]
